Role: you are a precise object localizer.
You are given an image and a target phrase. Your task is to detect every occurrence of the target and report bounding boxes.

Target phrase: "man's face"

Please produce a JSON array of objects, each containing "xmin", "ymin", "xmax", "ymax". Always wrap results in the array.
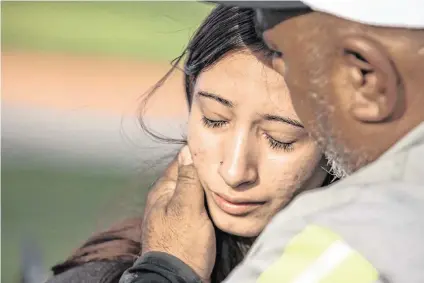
[{"xmin": 259, "ymin": 11, "xmax": 362, "ymax": 176}]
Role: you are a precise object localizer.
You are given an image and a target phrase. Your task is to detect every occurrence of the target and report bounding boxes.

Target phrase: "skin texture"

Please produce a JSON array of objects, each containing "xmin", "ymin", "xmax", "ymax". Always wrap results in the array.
[
  {"xmin": 262, "ymin": 12, "xmax": 424, "ymax": 175},
  {"xmin": 187, "ymin": 50, "xmax": 327, "ymax": 237},
  {"xmin": 142, "ymin": 147, "xmax": 215, "ymax": 283}
]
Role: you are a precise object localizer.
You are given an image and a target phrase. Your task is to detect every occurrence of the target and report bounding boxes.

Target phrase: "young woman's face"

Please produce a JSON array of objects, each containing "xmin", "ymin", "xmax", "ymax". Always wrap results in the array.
[{"xmin": 187, "ymin": 51, "xmax": 327, "ymax": 237}]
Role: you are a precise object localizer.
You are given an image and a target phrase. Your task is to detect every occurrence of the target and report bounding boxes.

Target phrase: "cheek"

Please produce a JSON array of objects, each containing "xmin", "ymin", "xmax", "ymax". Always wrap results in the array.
[
  {"xmin": 187, "ymin": 119, "xmax": 206, "ymax": 166},
  {"xmin": 263, "ymin": 144, "xmax": 322, "ymax": 199},
  {"xmin": 187, "ymin": 116, "xmax": 222, "ymax": 180}
]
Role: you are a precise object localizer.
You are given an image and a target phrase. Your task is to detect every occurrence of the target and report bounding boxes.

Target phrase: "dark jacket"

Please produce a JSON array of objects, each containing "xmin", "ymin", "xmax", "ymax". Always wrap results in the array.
[
  {"xmin": 45, "ymin": 253, "xmax": 200, "ymax": 283},
  {"xmin": 119, "ymin": 252, "xmax": 201, "ymax": 283},
  {"xmin": 46, "ymin": 261, "xmax": 132, "ymax": 283}
]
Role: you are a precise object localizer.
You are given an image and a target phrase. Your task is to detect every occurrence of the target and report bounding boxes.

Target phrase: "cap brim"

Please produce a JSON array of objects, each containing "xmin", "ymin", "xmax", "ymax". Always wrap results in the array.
[{"xmin": 206, "ymin": 1, "xmax": 309, "ymax": 10}]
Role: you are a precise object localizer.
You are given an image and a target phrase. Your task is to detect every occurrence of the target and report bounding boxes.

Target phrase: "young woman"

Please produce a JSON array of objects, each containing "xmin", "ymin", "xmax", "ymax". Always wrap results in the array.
[{"xmin": 47, "ymin": 5, "xmax": 338, "ymax": 283}]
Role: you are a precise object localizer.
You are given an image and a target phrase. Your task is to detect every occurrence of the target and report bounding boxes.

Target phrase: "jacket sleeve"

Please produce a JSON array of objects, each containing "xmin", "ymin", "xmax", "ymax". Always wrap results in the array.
[
  {"xmin": 119, "ymin": 252, "xmax": 203, "ymax": 283},
  {"xmin": 45, "ymin": 261, "xmax": 131, "ymax": 283}
]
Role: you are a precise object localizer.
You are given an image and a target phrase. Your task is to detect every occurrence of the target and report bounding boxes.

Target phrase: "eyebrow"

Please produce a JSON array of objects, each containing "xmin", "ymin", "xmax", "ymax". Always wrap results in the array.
[
  {"xmin": 263, "ymin": 114, "xmax": 304, "ymax": 128},
  {"xmin": 197, "ymin": 91, "xmax": 234, "ymax": 108},
  {"xmin": 197, "ymin": 91, "xmax": 303, "ymax": 128}
]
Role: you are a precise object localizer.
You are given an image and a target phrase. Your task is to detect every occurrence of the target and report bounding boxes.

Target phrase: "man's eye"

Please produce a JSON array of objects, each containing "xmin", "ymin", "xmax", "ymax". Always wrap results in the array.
[
  {"xmin": 264, "ymin": 47, "xmax": 283, "ymax": 60},
  {"xmin": 271, "ymin": 50, "xmax": 283, "ymax": 58}
]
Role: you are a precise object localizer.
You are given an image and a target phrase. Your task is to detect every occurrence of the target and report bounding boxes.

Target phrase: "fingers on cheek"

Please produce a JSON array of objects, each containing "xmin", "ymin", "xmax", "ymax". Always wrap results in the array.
[{"xmin": 178, "ymin": 165, "xmax": 199, "ymax": 184}]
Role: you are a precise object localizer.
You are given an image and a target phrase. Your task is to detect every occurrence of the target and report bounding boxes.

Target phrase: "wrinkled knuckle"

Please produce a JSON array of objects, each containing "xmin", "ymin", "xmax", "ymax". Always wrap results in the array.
[
  {"xmin": 178, "ymin": 166, "xmax": 198, "ymax": 183},
  {"xmin": 151, "ymin": 178, "xmax": 171, "ymax": 191},
  {"xmin": 147, "ymin": 182, "xmax": 175, "ymax": 204},
  {"xmin": 163, "ymin": 180, "xmax": 177, "ymax": 190},
  {"xmin": 178, "ymin": 177, "xmax": 195, "ymax": 188},
  {"xmin": 179, "ymin": 164, "xmax": 197, "ymax": 178}
]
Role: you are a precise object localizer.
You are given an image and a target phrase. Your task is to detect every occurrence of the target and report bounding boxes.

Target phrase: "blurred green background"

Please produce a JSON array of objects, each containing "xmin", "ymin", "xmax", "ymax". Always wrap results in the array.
[
  {"xmin": 2, "ymin": 1, "xmax": 212, "ymax": 60},
  {"xmin": 1, "ymin": 2, "xmax": 213, "ymax": 282}
]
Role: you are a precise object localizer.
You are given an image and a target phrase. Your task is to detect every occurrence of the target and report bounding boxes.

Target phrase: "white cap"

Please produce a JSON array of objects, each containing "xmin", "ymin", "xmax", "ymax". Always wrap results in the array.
[
  {"xmin": 211, "ymin": 0, "xmax": 424, "ymax": 29},
  {"xmin": 302, "ymin": 0, "xmax": 424, "ymax": 29}
]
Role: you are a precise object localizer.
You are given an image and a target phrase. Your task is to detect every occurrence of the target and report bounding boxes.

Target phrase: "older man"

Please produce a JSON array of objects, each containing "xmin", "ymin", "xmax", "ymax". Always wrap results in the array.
[{"xmin": 120, "ymin": 1, "xmax": 424, "ymax": 282}]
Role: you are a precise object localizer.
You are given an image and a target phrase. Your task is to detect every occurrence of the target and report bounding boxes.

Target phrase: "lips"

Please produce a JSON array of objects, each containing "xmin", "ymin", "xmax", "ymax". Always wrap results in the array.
[{"xmin": 211, "ymin": 192, "xmax": 265, "ymax": 216}]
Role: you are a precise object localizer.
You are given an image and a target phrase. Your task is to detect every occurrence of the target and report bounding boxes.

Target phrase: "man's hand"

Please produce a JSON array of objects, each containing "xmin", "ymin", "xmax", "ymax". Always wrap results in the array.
[{"xmin": 141, "ymin": 146, "xmax": 216, "ymax": 283}]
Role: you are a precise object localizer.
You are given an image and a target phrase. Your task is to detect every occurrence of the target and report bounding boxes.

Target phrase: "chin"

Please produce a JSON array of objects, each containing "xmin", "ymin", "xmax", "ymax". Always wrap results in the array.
[
  {"xmin": 205, "ymin": 191, "xmax": 265, "ymax": 237},
  {"xmin": 212, "ymin": 214, "xmax": 263, "ymax": 237}
]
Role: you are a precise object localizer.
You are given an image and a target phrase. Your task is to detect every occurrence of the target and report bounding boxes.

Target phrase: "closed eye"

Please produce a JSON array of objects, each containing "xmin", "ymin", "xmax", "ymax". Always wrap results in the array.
[
  {"xmin": 264, "ymin": 133, "xmax": 295, "ymax": 152},
  {"xmin": 201, "ymin": 116, "xmax": 228, "ymax": 128},
  {"xmin": 271, "ymin": 50, "xmax": 283, "ymax": 58}
]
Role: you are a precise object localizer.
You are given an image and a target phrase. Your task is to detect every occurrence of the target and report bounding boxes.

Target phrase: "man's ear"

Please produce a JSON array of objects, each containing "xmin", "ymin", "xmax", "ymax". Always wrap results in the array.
[{"xmin": 340, "ymin": 35, "xmax": 399, "ymax": 122}]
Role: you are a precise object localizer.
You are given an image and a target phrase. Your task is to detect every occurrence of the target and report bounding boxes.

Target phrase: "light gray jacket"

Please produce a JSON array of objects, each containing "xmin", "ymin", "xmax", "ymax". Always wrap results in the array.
[{"xmin": 225, "ymin": 122, "xmax": 424, "ymax": 283}]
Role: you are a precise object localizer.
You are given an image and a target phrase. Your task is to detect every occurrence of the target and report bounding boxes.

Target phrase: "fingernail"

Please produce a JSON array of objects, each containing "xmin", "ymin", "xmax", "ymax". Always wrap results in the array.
[{"xmin": 179, "ymin": 146, "xmax": 193, "ymax": 165}]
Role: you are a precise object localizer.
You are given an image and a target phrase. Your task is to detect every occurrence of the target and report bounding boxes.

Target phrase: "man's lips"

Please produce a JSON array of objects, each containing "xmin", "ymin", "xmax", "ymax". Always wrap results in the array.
[{"xmin": 211, "ymin": 192, "xmax": 265, "ymax": 216}]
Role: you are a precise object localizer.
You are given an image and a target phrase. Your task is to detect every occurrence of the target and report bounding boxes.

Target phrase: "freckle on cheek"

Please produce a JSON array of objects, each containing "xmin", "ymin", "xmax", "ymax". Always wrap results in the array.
[{"xmin": 190, "ymin": 148, "xmax": 205, "ymax": 164}]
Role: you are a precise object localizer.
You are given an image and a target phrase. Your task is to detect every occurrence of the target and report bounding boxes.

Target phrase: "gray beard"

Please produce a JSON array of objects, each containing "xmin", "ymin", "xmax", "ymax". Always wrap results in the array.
[
  {"xmin": 325, "ymin": 150, "xmax": 349, "ymax": 179},
  {"xmin": 301, "ymin": 45, "xmax": 371, "ymax": 178},
  {"xmin": 302, "ymin": 42, "xmax": 360, "ymax": 179},
  {"xmin": 311, "ymin": 123, "xmax": 350, "ymax": 180},
  {"xmin": 308, "ymin": 93, "xmax": 372, "ymax": 179},
  {"xmin": 307, "ymin": 91, "xmax": 352, "ymax": 179}
]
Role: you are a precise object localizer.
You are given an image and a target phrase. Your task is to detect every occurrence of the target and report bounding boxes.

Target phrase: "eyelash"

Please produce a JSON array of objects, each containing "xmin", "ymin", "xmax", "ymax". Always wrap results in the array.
[
  {"xmin": 271, "ymin": 50, "xmax": 283, "ymax": 58},
  {"xmin": 201, "ymin": 116, "xmax": 228, "ymax": 128},
  {"xmin": 264, "ymin": 134, "xmax": 294, "ymax": 152},
  {"xmin": 201, "ymin": 116, "xmax": 295, "ymax": 152},
  {"xmin": 264, "ymin": 47, "xmax": 283, "ymax": 59}
]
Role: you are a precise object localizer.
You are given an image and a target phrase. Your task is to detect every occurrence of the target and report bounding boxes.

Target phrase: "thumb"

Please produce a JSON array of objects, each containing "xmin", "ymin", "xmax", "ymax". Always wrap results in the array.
[
  {"xmin": 177, "ymin": 145, "xmax": 193, "ymax": 167},
  {"xmin": 169, "ymin": 146, "xmax": 205, "ymax": 213}
]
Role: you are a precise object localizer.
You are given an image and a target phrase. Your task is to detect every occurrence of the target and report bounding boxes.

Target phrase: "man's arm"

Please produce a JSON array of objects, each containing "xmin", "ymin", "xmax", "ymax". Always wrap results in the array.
[{"xmin": 119, "ymin": 252, "xmax": 202, "ymax": 283}]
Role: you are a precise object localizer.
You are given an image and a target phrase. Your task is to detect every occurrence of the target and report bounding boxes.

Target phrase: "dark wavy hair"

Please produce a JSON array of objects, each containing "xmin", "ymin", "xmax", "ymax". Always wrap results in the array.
[{"xmin": 52, "ymin": 5, "xmax": 335, "ymax": 283}]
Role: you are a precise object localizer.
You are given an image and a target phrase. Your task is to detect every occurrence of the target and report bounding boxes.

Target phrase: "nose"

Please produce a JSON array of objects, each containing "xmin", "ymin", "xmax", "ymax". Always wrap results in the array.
[{"xmin": 219, "ymin": 130, "xmax": 258, "ymax": 189}]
